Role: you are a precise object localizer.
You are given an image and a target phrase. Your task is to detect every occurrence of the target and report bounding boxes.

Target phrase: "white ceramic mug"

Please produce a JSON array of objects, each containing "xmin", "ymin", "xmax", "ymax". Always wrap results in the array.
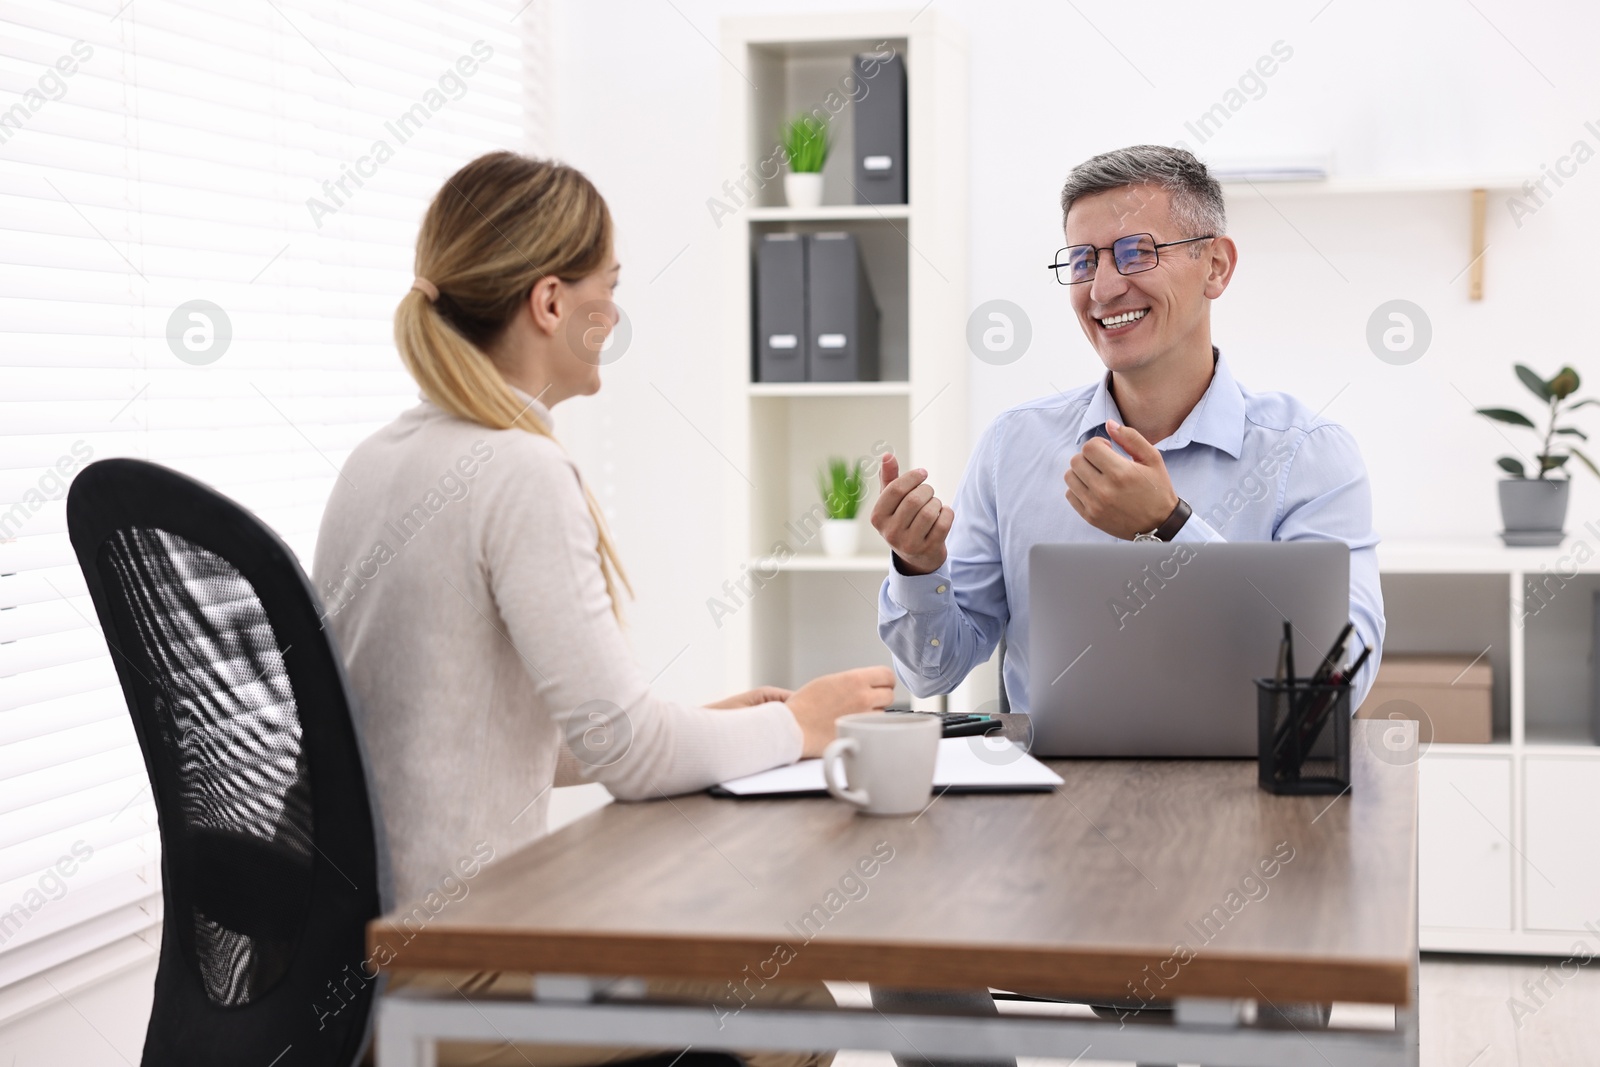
[{"xmin": 822, "ymin": 712, "xmax": 940, "ymax": 816}]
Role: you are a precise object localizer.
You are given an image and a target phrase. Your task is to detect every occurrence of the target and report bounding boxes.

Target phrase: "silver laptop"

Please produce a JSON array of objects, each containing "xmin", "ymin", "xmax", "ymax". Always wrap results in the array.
[{"xmin": 1027, "ymin": 542, "xmax": 1350, "ymax": 758}]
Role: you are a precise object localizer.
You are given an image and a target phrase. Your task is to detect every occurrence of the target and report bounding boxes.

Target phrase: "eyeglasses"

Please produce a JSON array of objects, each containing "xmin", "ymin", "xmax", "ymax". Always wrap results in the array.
[{"xmin": 1047, "ymin": 233, "xmax": 1215, "ymax": 285}]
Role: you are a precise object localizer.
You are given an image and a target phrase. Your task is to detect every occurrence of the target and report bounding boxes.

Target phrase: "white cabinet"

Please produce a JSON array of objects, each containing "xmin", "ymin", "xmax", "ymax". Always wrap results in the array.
[
  {"xmin": 1523, "ymin": 757, "xmax": 1600, "ymax": 932},
  {"xmin": 1419, "ymin": 755, "xmax": 1512, "ymax": 930},
  {"xmin": 1379, "ymin": 548, "xmax": 1600, "ymax": 954}
]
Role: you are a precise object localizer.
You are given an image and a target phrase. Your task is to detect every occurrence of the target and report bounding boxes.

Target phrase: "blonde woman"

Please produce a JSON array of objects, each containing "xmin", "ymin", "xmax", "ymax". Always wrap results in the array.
[{"xmin": 314, "ymin": 151, "xmax": 890, "ymax": 1067}]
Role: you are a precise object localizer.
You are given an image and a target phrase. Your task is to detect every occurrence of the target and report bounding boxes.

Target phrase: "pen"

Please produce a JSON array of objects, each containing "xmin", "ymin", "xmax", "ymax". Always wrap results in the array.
[
  {"xmin": 1270, "ymin": 620, "xmax": 1298, "ymax": 761},
  {"xmin": 1284, "ymin": 619, "xmax": 1295, "ymax": 686},
  {"xmin": 1272, "ymin": 617, "xmax": 1325, "ymax": 756},
  {"xmin": 1340, "ymin": 643, "xmax": 1374, "ymax": 682},
  {"xmin": 1307, "ymin": 621, "xmax": 1355, "ymax": 687},
  {"xmin": 1269, "ymin": 624, "xmax": 1295, "ymax": 759},
  {"xmin": 1288, "ymin": 621, "xmax": 1353, "ymax": 741},
  {"xmin": 1274, "ymin": 623, "xmax": 1355, "ymax": 770},
  {"xmin": 1292, "ymin": 640, "xmax": 1371, "ymax": 761}
]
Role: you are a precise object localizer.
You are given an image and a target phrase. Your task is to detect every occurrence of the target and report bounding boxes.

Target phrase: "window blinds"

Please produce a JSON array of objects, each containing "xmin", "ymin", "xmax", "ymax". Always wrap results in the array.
[{"xmin": 0, "ymin": 0, "xmax": 533, "ymax": 990}]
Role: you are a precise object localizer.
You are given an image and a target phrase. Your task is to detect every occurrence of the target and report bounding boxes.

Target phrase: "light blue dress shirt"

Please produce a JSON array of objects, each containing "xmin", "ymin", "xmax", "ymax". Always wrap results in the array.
[{"xmin": 878, "ymin": 350, "xmax": 1385, "ymax": 712}]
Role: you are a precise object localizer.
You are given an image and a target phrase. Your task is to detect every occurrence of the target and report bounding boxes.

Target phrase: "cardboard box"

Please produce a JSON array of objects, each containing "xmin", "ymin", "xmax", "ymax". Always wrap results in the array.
[{"xmin": 1356, "ymin": 654, "xmax": 1493, "ymax": 744}]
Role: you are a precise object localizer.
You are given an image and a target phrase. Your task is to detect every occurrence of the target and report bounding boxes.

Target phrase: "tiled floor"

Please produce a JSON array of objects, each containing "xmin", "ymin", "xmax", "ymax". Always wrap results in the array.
[
  {"xmin": 829, "ymin": 953, "xmax": 1600, "ymax": 1067},
  {"xmin": 1418, "ymin": 955, "xmax": 1600, "ymax": 1067}
]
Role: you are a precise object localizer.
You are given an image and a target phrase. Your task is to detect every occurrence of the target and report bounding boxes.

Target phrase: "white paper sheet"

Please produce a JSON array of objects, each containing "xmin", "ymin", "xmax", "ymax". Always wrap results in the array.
[{"xmin": 715, "ymin": 737, "xmax": 1063, "ymax": 796}]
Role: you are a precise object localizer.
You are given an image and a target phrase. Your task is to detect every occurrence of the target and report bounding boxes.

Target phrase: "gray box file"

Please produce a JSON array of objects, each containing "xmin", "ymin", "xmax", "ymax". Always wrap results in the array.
[
  {"xmin": 755, "ymin": 233, "xmax": 807, "ymax": 383},
  {"xmin": 805, "ymin": 232, "xmax": 880, "ymax": 382},
  {"xmin": 853, "ymin": 50, "xmax": 907, "ymax": 205}
]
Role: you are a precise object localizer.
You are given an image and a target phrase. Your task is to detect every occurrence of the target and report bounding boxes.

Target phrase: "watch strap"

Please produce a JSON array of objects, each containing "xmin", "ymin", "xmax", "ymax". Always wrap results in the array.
[{"xmin": 1151, "ymin": 497, "xmax": 1192, "ymax": 541}]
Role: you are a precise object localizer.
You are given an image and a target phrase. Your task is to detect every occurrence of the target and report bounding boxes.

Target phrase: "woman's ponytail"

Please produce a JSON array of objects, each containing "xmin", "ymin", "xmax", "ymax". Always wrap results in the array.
[{"xmin": 394, "ymin": 154, "xmax": 632, "ymax": 620}]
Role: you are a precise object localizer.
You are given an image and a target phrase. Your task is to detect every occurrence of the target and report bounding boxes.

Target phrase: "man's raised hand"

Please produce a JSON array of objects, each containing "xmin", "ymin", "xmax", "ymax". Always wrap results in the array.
[
  {"xmin": 870, "ymin": 453, "xmax": 955, "ymax": 576},
  {"xmin": 1064, "ymin": 420, "xmax": 1180, "ymax": 539}
]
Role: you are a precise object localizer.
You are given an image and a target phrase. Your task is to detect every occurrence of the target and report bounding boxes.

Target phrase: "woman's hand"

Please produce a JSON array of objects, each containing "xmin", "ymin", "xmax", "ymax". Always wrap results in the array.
[
  {"xmin": 786, "ymin": 666, "xmax": 897, "ymax": 757},
  {"xmin": 706, "ymin": 686, "xmax": 793, "ymax": 709}
]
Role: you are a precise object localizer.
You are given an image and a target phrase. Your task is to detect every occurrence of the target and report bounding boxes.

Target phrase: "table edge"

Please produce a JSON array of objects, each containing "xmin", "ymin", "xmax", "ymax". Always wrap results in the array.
[{"xmin": 367, "ymin": 926, "xmax": 1414, "ymax": 1006}]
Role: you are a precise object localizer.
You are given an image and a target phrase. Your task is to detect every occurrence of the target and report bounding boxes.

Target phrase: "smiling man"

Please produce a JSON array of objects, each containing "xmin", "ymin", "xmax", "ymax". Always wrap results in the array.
[{"xmin": 872, "ymin": 144, "xmax": 1385, "ymax": 714}]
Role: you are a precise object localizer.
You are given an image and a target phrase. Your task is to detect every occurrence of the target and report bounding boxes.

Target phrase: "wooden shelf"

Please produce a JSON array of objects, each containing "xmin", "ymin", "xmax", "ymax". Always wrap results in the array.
[
  {"xmin": 1220, "ymin": 176, "xmax": 1526, "ymax": 196},
  {"xmin": 1223, "ymin": 177, "xmax": 1524, "ymax": 301}
]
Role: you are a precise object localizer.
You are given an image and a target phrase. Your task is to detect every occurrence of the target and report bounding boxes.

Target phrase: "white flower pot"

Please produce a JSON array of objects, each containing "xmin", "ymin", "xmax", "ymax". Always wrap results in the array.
[
  {"xmin": 821, "ymin": 519, "xmax": 859, "ymax": 558},
  {"xmin": 784, "ymin": 172, "xmax": 824, "ymax": 209}
]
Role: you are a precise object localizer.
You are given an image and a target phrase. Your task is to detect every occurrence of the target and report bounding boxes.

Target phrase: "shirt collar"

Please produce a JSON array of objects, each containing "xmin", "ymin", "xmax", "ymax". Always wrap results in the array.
[{"xmin": 1073, "ymin": 346, "xmax": 1245, "ymax": 459}]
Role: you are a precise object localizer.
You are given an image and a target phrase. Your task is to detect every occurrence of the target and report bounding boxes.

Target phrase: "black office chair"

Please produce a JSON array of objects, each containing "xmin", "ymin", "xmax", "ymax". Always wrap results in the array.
[
  {"xmin": 68, "ymin": 459, "xmax": 748, "ymax": 1067},
  {"xmin": 68, "ymin": 459, "xmax": 391, "ymax": 1066}
]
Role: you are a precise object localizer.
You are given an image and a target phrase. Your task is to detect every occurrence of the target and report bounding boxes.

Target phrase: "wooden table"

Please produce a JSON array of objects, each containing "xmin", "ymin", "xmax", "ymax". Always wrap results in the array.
[{"xmin": 372, "ymin": 718, "xmax": 1419, "ymax": 1067}]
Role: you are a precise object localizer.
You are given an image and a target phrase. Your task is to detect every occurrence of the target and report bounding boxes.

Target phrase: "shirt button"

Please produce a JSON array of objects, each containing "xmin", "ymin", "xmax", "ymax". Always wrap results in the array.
[
  {"xmin": 935, "ymin": 584, "xmax": 947, "ymax": 593},
  {"xmin": 930, "ymin": 638, "xmax": 941, "ymax": 647}
]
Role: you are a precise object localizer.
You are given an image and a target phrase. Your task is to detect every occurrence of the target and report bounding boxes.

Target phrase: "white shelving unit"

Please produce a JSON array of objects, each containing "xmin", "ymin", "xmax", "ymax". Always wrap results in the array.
[
  {"xmin": 1376, "ymin": 538, "xmax": 1600, "ymax": 955},
  {"xmin": 718, "ymin": 11, "xmax": 969, "ymax": 710}
]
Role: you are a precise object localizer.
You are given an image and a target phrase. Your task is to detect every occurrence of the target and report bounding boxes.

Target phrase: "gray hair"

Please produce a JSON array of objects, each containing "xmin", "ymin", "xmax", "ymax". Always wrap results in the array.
[{"xmin": 1059, "ymin": 145, "xmax": 1226, "ymax": 242}]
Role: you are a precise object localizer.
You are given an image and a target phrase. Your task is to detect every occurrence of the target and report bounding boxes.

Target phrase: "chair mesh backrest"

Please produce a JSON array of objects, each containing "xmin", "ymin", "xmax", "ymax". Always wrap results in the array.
[
  {"xmin": 101, "ymin": 526, "xmax": 315, "ymax": 1007},
  {"xmin": 68, "ymin": 459, "xmax": 387, "ymax": 1067}
]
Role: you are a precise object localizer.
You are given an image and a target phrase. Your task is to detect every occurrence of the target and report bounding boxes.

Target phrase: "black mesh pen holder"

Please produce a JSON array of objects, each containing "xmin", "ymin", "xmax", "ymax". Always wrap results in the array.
[{"xmin": 1256, "ymin": 678, "xmax": 1351, "ymax": 796}]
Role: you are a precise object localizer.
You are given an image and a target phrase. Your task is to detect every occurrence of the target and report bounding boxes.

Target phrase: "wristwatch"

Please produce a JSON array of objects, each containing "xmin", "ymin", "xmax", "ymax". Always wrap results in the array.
[{"xmin": 1133, "ymin": 498, "xmax": 1192, "ymax": 542}]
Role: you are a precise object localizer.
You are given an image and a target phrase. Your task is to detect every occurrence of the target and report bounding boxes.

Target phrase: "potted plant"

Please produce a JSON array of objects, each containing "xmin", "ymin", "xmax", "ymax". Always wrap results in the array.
[
  {"xmin": 781, "ymin": 114, "xmax": 828, "ymax": 209},
  {"xmin": 1475, "ymin": 363, "xmax": 1599, "ymax": 545},
  {"xmin": 817, "ymin": 456, "xmax": 866, "ymax": 557}
]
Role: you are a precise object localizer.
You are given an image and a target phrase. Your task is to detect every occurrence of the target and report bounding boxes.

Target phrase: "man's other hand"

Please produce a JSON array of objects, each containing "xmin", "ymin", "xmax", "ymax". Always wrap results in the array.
[{"xmin": 1064, "ymin": 420, "xmax": 1180, "ymax": 539}]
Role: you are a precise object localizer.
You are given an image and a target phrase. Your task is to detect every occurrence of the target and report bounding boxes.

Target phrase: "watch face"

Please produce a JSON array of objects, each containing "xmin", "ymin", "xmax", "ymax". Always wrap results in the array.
[{"xmin": 1133, "ymin": 532, "xmax": 1158, "ymax": 542}]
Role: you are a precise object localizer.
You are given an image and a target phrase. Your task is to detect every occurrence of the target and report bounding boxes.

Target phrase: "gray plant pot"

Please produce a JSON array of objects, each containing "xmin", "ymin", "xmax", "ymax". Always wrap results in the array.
[{"xmin": 1498, "ymin": 478, "xmax": 1570, "ymax": 546}]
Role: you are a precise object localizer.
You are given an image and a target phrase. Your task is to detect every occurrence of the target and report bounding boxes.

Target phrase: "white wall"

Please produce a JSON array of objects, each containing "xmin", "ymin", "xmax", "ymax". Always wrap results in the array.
[{"xmin": 547, "ymin": 0, "xmax": 1600, "ymax": 704}]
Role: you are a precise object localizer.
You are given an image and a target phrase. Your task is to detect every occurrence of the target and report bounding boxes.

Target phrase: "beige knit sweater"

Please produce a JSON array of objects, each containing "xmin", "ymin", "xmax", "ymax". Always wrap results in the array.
[{"xmin": 312, "ymin": 393, "xmax": 800, "ymax": 905}]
